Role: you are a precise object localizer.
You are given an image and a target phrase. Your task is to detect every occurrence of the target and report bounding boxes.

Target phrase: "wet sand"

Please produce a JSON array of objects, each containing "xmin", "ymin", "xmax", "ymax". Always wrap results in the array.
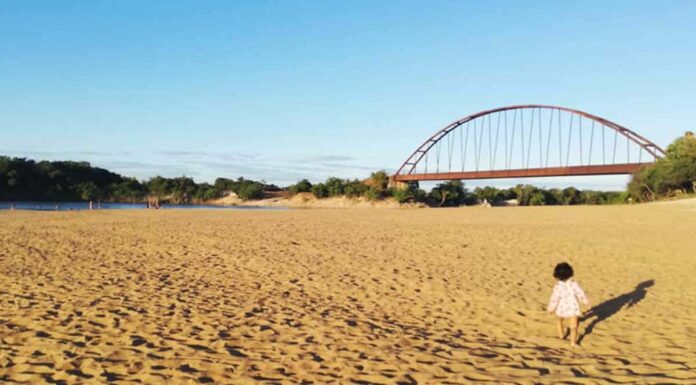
[{"xmin": 1, "ymin": 204, "xmax": 694, "ymax": 384}]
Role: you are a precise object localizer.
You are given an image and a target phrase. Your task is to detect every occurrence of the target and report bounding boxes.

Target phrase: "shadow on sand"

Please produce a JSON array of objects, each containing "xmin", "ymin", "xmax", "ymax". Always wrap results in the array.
[{"xmin": 579, "ymin": 279, "xmax": 654, "ymax": 344}]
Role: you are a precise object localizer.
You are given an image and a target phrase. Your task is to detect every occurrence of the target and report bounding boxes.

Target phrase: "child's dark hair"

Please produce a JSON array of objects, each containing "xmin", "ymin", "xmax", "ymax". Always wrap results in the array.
[{"xmin": 553, "ymin": 262, "xmax": 574, "ymax": 281}]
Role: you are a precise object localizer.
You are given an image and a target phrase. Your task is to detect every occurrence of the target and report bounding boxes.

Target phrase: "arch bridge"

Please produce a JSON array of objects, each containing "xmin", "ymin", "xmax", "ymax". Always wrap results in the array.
[{"xmin": 393, "ymin": 105, "xmax": 665, "ymax": 182}]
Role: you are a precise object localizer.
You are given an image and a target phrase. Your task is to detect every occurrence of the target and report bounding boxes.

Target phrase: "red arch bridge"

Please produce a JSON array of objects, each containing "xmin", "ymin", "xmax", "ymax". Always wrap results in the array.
[{"xmin": 392, "ymin": 105, "xmax": 665, "ymax": 182}]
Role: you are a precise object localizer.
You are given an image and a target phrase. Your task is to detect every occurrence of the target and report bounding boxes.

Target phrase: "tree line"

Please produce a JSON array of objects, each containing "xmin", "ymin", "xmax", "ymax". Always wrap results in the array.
[
  {"xmin": 288, "ymin": 173, "xmax": 626, "ymax": 207},
  {"xmin": 287, "ymin": 132, "xmax": 696, "ymax": 206},
  {"xmin": 627, "ymin": 132, "xmax": 696, "ymax": 201},
  {"xmin": 2, "ymin": 133, "xmax": 693, "ymax": 205},
  {"xmin": 0, "ymin": 157, "xmax": 273, "ymax": 203}
]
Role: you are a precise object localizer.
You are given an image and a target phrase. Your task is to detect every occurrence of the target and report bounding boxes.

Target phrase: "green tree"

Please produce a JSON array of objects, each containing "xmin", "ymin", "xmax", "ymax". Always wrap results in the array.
[
  {"xmin": 473, "ymin": 186, "xmax": 506, "ymax": 204},
  {"xmin": 343, "ymin": 179, "xmax": 368, "ymax": 197},
  {"xmin": 238, "ymin": 182, "xmax": 264, "ymax": 200},
  {"xmin": 628, "ymin": 132, "xmax": 696, "ymax": 201},
  {"xmin": 528, "ymin": 191, "xmax": 547, "ymax": 206},
  {"xmin": 561, "ymin": 187, "xmax": 581, "ymax": 205},
  {"xmin": 428, "ymin": 180, "xmax": 466, "ymax": 207},
  {"xmin": 110, "ymin": 178, "xmax": 146, "ymax": 202},
  {"xmin": 325, "ymin": 177, "xmax": 345, "ymax": 197},
  {"xmin": 288, "ymin": 179, "xmax": 313, "ymax": 194},
  {"xmin": 76, "ymin": 182, "xmax": 102, "ymax": 201},
  {"xmin": 311, "ymin": 183, "xmax": 329, "ymax": 198},
  {"xmin": 368, "ymin": 170, "xmax": 389, "ymax": 195}
]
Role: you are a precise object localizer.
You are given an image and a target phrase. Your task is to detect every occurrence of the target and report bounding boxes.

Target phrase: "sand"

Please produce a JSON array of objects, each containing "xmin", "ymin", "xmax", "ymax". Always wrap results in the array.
[
  {"xmin": 212, "ymin": 192, "xmax": 410, "ymax": 209},
  {"xmin": 0, "ymin": 204, "xmax": 694, "ymax": 384}
]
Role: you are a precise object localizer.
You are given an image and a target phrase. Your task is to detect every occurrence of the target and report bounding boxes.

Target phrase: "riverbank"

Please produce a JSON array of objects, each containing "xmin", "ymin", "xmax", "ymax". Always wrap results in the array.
[{"xmin": 211, "ymin": 192, "xmax": 423, "ymax": 208}]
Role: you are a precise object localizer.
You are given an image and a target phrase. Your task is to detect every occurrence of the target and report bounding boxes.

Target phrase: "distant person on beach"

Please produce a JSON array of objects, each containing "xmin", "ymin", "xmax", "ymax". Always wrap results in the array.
[{"xmin": 547, "ymin": 262, "xmax": 590, "ymax": 347}]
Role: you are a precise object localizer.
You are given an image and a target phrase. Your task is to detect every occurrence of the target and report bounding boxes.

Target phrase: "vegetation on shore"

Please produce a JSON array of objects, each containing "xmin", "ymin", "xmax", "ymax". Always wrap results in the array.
[
  {"xmin": 2, "ymin": 133, "xmax": 693, "ymax": 206},
  {"xmin": 627, "ymin": 132, "xmax": 696, "ymax": 202},
  {"xmin": 0, "ymin": 157, "xmax": 275, "ymax": 204},
  {"xmin": 288, "ymin": 173, "xmax": 626, "ymax": 207}
]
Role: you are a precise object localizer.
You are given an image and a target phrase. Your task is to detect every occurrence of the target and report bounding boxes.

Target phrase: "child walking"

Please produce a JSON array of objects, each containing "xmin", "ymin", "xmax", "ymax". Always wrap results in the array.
[{"xmin": 547, "ymin": 262, "xmax": 590, "ymax": 347}]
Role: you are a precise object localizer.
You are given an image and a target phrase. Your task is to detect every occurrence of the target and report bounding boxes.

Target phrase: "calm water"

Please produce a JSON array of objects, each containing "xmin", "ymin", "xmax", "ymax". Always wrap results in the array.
[{"xmin": 0, "ymin": 201, "xmax": 284, "ymax": 211}]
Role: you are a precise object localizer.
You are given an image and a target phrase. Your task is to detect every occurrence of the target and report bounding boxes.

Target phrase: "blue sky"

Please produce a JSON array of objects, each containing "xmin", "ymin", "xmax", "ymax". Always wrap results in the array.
[{"xmin": 1, "ymin": 1, "xmax": 694, "ymax": 189}]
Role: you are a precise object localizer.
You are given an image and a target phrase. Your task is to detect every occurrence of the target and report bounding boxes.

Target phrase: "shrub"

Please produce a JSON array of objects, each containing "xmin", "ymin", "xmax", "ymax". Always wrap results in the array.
[
  {"xmin": 368, "ymin": 170, "xmax": 389, "ymax": 194},
  {"xmin": 311, "ymin": 183, "xmax": 329, "ymax": 198},
  {"xmin": 238, "ymin": 183, "xmax": 264, "ymax": 200},
  {"xmin": 628, "ymin": 132, "xmax": 696, "ymax": 201},
  {"xmin": 390, "ymin": 188, "xmax": 410, "ymax": 203},
  {"xmin": 289, "ymin": 179, "xmax": 313, "ymax": 194},
  {"xmin": 325, "ymin": 177, "xmax": 345, "ymax": 197},
  {"xmin": 428, "ymin": 180, "xmax": 466, "ymax": 207},
  {"xmin": 343, "ymin": 179, "xmax": 368, "ymax": 197}
]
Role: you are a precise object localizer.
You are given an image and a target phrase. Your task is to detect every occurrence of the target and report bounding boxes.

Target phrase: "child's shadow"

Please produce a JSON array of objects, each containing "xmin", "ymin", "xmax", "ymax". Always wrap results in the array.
[{"xmin": 579, "ymin": 279, "xmax": 654, "ymax": 344}]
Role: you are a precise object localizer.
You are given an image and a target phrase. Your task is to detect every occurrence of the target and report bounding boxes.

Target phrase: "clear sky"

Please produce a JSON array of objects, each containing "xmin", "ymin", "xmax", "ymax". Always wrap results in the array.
[{"xmin": 1, "ymin": 1, "xmax": 694, "ymax": 189}]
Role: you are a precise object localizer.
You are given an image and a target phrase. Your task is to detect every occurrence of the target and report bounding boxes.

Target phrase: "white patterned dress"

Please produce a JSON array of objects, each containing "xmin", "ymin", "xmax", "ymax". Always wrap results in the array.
[{"xmin": 547, "ymin": 279, "xmax": 590, "ymax": 318}]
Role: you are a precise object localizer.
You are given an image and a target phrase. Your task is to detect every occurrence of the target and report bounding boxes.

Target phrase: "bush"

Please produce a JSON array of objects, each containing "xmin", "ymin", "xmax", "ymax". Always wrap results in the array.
[
  {"xmin": 364, "ymin": 187, "xmax": 380, "ymax": 201},
  {"xmin": 628, "ymin": 132, "xmax": 696, "ymax": 201},
  {"xmin": 311, "ymin": 183, "xmax": 329, "ymax": 198},
  {"xmin": 76, "ymin": 181, "xmax": 102, "ymax": 201},
  {"xmin": 289, "ymin": 179, "xmax": 312, "ymax": 194},
  {"xmin": 390, "ymin": 188, "xmax": 410, "ymax": 203},
  {"xmin": 325, "ymin": 177, "xmax": 345, "ymax": 197},
  {"xmin": 238, "ymin": 183, "xmax": 264, "ymax": 200},
  {"xmin": 528, "ymin": 191, "xmax": 547, "ymax": 206},
  {"xmin": 428, "ymin": 180, "xmax": 467, "ymax": 207},
  {"xmin": 368, "ymin": 170, "xmax": 389, "ymax": 194},
  {"xmin": 343, "ymin": 179, "xmax": 368, "ymax": 197},
  {"xmin": 474, "ymin": 186, "xmax": 505, "ymax": 204}
]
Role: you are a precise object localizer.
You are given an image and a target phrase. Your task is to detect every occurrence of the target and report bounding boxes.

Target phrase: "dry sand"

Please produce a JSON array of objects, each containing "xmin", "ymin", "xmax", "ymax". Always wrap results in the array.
[
  {"xmin": 0, "ymin": 204, "xmax": 694, "ymax": 384},
  {"xmin": 212, "ymin": 192, "xmax": 409, "ymax": 209}
]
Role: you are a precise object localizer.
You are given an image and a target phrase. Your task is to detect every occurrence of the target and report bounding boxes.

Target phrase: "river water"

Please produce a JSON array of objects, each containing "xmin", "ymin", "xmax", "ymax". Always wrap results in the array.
[{"xmin": 0, "ymin": 202, "xmax": 283, "ymax": 211}]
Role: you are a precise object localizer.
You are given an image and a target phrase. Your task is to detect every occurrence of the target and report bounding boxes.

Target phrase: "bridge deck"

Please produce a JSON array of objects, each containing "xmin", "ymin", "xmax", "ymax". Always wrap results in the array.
[{"xmin": 393, "ymin": 163, "xmax": 650, "ymax": 182}]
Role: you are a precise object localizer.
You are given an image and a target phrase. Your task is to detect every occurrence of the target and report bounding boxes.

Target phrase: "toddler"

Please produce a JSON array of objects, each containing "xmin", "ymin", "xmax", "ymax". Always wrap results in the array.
[{"xmin": 547, "ymin": 262, "xmax": 590, "ymax": 347}]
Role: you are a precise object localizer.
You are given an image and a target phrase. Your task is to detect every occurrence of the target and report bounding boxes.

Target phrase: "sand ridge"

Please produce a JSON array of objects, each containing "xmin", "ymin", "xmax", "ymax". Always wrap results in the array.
[{"xmin": 0, "ymin": 205, "xmax": 695, "ymax": 384}]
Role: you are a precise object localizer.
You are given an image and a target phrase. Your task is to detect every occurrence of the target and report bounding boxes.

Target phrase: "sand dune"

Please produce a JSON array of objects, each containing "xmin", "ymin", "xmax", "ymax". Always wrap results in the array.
[{"xmin": 1, "ymin": 204, "xmax": 694, "ymax": 384}]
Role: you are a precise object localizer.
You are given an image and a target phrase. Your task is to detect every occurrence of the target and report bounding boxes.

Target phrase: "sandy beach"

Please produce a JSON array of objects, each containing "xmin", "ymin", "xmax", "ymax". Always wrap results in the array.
[{"xmin": 1, "ymin": 204, "xmax": 695, "ymax": 384}]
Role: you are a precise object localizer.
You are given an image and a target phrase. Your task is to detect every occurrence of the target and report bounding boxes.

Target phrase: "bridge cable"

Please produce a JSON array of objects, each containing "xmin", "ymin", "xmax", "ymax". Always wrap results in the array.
[
  {"xmin": 448, "ymin": 125, "xmax": 456, "ymax": 172},
  {"xmin": 503, "ymin": 110, "xmax": 508, "ymax": 168},
  {"xmin": 463, "ymin": 121, "xmax": 471, "ymax": 172},
  {"xmin": 538, "ymin": 107, "xmax": 543, "ymax": 168},
  {"xmin": 473, "ymin": 118, "xmax": 479, "ymax": 171},
  {"xmin": 473, "ymin": 117, "xmax": 479, "ymax": 171},
  {"xmin": 436, "ymin": 135, "xmax": 441, "ymax": 173},
  {"xmin": 424, "ymin": 146, "xmax": 428, "ymax": 173},
  {"xmin": 460, "ymin": 122, "xmax": 465, "ymax": 172},
  {"xmin": 481, "ymin": 115, "xmax": 486, "ymax": 170},
  {"xmin": 526, "ymin": 107, "xmax": 535, "ymax": 169},
  {"xmin": 493, "ymin": 112, "xmax": 501, "ymax": 170},
  {"xmin": 509, "ymin": 110, "xmax": 517, "ymax": 169},
  {"xmin": 477, "ymin": 115, "xmax": 485, "ymax": 171},
  {"xmin": 520, "ymin": 109, "xmax": 525, "ymax": 170},
  {"xmin": 626, "ymin": 134, "xmax": 630, "ymax": 164},
  {"xmin": 488, "ymin": 113, "xmax": 493, "ymax": 171},
  {"xmin": 588, "ymin": 120, "xmax": 595, "ymax": 166},
  {"xmin": 558, "ymin": 109, "xmax": 563, "ymax": 166},
  {"xmin": 479, "ymin": 116, "xmax": 485, "ymax": 171},
  {"xmin": 579, "ymin": 116, "xmax": 583, "ymax": 166},
  {"xmin": 602, "ymin": 124, "xmax": 606, "ymax": 165},
  {"xmin": 566, "ymin": 113, "xmax": 574, "ymax": 167},
  {"xmin": 612, "ymin": 127, "xmax": 618, "ymax": 164},
  {"xmin": 546, "ymin": 108, "xmax": 553, "ymax": 168},
  {"xmin": 447, "ymin": 129, "xmax": 452, "ymax": 172}
]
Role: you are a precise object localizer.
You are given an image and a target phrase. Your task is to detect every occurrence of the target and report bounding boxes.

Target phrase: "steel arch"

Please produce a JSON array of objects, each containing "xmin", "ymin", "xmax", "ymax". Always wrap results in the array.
[{"xmin": 393, "ymin": 105, "xmax": 666, "ymax": 182}]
